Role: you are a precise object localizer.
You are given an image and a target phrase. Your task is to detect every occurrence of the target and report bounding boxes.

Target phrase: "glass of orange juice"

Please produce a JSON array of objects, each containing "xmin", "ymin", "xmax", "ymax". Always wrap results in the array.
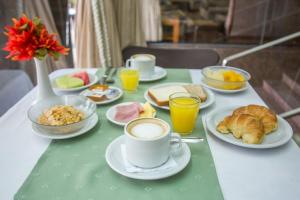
[
  {"xmin": 169, "ymin": 92, "xmax": 200, "ymax": 135},
  {"xmin": 119, "ymin": 68, "xmax": 139, "ymax": 91}
]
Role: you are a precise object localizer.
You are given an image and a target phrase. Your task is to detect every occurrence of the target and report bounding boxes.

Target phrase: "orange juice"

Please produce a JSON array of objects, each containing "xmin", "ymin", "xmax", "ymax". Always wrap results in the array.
[
  {"xmin": 169, "ymin": 93, "xmax": 200, "ymax": 135},
  {"xmin": 119, "ymin": 69, "xmax": 139, "ymax": 91}
]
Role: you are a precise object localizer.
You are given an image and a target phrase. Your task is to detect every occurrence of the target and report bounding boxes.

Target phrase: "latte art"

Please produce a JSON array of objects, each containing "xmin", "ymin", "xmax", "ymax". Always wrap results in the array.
[
  {"xmin": 130, "ymin": 122, "xmax": 165, "ymax": 139},
  {"xmin": 133, "ymin": 55, "xmax": 153, "ymax": 61}
]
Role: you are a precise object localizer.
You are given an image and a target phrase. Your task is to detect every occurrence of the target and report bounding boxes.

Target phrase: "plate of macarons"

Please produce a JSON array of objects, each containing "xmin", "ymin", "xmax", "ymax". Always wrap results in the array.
[
  {"xmin": 52, "ymin": 71, "xmax": 99, "ymax": 92},
  {"xmin": 144, "ymin": 82, "xmax": 215, "ymax": 110}
]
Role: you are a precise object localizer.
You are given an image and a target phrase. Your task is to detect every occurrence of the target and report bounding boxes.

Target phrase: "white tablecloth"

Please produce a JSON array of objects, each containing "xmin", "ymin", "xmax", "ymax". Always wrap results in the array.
[{"xmin": 1, "ymin": 69, "xmax": 300, "ymax": 200}]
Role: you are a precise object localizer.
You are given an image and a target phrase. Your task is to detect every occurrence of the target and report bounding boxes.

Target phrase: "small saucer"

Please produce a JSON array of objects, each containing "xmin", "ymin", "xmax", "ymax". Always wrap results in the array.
[
  {"xmin": 32, "ymin": 113, "xmax": 99, "ymax": 139},
  {"xmin": 105, "ymin": 135, "xmax": 191, "ymax": 180},
  {"xmin": 139, "ymin": 66, "xmax": 167, "ymax": 82},
  {"xmin": 80, "ymin": 86, "xmax": 123, "ymax": 105}
]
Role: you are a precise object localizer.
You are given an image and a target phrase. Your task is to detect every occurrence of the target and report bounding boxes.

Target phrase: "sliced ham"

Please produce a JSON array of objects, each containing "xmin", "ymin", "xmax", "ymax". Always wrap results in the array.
[{"xmin": 114, "ymin": 103, "xmax": 144, "ymax": 123}]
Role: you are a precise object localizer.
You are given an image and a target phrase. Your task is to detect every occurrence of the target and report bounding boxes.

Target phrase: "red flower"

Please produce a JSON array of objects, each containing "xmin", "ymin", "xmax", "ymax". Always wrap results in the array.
[{"xmin": 3, "ymin": 15, "xmax": 69, "ymax": 61}]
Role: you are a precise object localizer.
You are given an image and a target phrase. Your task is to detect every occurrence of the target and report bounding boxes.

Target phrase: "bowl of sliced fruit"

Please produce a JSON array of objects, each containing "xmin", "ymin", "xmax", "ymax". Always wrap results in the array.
[
  {"xmin": 201, "ymin": 66, "xmax": 251, "ymax": 91},
  {"xmin": 52, "ymin": 71, "xmax": 98, "ymax": 92}
]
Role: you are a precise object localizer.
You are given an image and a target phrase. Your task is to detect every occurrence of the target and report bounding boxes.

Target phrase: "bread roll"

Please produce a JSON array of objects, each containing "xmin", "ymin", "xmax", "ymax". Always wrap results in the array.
[
  {"xmin": 217, "ymin": 114, "xmax": 265, "ymax": 144},
  {"xmin": 232, "ymin": 105, "xmax": 277, "ymax": 134}
]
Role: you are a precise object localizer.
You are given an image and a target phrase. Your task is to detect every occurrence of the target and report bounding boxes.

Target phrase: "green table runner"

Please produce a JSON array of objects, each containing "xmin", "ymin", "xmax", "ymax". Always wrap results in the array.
[{"xmin": 15, "ymin": 69, "xmax": 223, "ymax": 200}]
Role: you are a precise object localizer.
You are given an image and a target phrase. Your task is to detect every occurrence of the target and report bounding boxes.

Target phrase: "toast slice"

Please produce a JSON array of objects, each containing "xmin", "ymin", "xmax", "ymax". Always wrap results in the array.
[
  {"xmin": 148, "ymin": 85, "xmax": 187, "ymax": 106},
  {"xmin": 183, "ymin": 84, "xmax": 207, "ymax": 102}
]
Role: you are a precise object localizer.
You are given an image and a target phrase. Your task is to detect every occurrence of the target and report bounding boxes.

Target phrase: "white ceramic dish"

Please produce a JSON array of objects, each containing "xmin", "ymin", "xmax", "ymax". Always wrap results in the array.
[
  {"xmin": 51, "ymin": 72, "xmax": 98, "ymax": 92},
  {"xmin": 105, "ymin": 135, "xmax": 191, "ymax": 180},
  {"xmin": 139, "ymin": 66, "xmax": 167, "ymax": 82},
  {"xmin": 144, "ymin": 82, "xmax": 215, "ymax": 110},
  {"xmin": 106, "ymin": 102, "xmax": 155, "ymax": 126},
  {"xmin": 80, "ymin": 86, "xmax": 123, "ymax": 105},
  {"xmin": 206, "ymin": 106, "xmax": 293, "ymax": 149},
  {"xmin": 200, "ymin": 78, "xmax": 249, "ymax": 93},
  {"xmin": 32, "ymin": 113, "xmax": 99, "ymax": 139}
]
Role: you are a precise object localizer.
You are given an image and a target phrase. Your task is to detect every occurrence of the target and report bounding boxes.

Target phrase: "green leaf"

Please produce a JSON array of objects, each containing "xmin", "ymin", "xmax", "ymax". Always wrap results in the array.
[
  {"xmin": 33, "ymin": 17, "xmax": 41, "ymax": 26},
  {"xmin": 51, "ymin": 51, "xmax": 60, "ymax": 60},
  {"xmin": 35, "ymin": 48, "xmax": 48, "ymax": 59},
  {"xmin": 19, "ymin": 23, "xmax": 28, "ymax": 30}
]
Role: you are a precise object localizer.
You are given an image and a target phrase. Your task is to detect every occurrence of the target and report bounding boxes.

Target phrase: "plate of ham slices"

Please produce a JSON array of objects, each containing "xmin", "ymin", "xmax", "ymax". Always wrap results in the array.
[{"xmin": 106, "ymin": 102, "xmax": 156, "ymax": 126}]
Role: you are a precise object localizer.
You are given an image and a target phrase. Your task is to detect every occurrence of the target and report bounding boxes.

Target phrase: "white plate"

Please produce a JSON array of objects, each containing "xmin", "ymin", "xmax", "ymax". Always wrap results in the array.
[
  {"xmin": 32, "ymin": 113, "xmax": 99, "ymax": 139},
  {"xmin": 199, "ymin": 77, "xmax": 249, "ymax": 93},
  {"xmin": 52, "ymin": 72, "xmax": 99, "ymax": 92},
  {"xmin": 139, "ymin": 66, "xmax": 167, "ymax": 82},
  {"xmin": 105, "ymin": 135, "xmax": 191, "ymax": 180},
  {"xmin": 206, "ymin": 106, "xmax": 293, "ymax": 149},
  {"xmin": 106, "ymin": 102, "xmax": 150, "ymax": 126},
  {"xmin": 80, "ymin": 86, "xmax": 123, "ymax": 105},
  {"xmin": 144, "ymin": 82, "xmax": 215, "ymax": 110}
]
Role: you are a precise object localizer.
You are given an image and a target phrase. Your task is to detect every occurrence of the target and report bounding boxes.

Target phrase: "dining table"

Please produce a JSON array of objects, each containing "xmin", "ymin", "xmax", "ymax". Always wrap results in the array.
[{"xmin": 1, "ymin": 68, "xmax": 300, "ymax": 200}]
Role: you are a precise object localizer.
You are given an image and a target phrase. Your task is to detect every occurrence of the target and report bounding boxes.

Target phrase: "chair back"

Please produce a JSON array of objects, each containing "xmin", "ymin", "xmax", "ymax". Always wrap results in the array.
[{"xmin": 122, "ymin": 46, "xmax": 219, "ymax": 69}]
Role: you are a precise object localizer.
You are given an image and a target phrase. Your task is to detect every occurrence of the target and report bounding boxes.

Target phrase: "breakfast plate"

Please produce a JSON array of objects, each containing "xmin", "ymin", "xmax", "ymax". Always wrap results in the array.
[
  {"xmin": 144, "ymin": 82, "xmax": 215, "ymax": 110},
  {"xmin": 80, "ymin": 86, "xmax": 123, "ymax": 105},
  {"xmin": 106, "ymin": 102, "xmax": 155, "ymax": 126},
  {"xmin": 32, "ymin": 113, "xmax": 99, "ymax": 139},
  {"xmin": 200, "ymin": 78, "xmax": 249, "ymax": 93},
  {"xmin": 205, "ymin": 106, "xmax": 293, "ymax": 149},
  {"xmin": 139, "ymin": 66, "xmax": 167, "ymax": 82},
  {"xmin": 105, "ymin": 135, "xmax": 191, "ymax": 180},
  {"xmin": 51, "ymin": 71, "xmax": 99, "ymax": 92}
]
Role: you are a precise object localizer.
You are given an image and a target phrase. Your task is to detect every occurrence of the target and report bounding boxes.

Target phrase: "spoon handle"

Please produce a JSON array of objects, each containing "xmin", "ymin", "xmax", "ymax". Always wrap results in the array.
[{"xmin": 181, "ymin": 137, "xmax": 205, "ymax": 143}]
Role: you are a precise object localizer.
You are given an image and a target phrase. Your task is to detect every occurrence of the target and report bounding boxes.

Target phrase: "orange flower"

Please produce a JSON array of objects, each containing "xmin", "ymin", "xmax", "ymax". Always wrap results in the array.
[{"xmin": 3, "ymin": 15, "xmax": 69, "ymax": 61}]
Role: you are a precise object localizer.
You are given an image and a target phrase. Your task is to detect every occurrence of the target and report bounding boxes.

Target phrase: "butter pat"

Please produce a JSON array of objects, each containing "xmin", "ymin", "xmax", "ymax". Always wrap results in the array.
[{"xmin": 139, "ymin": 102, "xmax": 156, "ymax": 118}]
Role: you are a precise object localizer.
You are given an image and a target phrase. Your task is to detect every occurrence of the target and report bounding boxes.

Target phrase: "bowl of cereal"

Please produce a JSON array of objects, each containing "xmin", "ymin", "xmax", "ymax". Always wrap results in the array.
[{"xmin": 28, "ymin": 95, "xmax": 96, "ymax": 134}]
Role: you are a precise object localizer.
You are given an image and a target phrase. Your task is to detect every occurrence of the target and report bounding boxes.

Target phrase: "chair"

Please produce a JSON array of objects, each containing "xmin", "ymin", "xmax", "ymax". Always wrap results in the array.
[
  {"xmin": 0, "ymin": 70, "xmax": 33, "ymax": 116},
  {"xmin": 122, "ymin": 46, "xmax": 220, "ymax": 69}
]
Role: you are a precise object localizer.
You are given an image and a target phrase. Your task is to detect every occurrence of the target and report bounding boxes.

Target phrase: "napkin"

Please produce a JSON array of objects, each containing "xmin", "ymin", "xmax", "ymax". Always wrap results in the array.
[{"xmin": 121, "ymin": 145, "xmax": 177, "ymax": 173}]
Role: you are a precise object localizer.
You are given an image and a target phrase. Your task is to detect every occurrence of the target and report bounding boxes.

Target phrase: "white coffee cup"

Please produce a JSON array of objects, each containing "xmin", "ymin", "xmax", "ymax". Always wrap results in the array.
[
  {"xmin": 125, "ymin": 54, "xmax": 155, "ymax": 78},
  {"xmin": 124, "ymin": 118, "xmax": 181, "ymax": 168}
]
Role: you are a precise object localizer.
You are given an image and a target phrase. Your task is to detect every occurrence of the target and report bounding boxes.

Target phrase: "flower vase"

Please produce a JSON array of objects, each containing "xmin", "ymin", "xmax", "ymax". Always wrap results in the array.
[{"xmin": 34, "ymin": 57, "xmax": 57, "ymax": 102}]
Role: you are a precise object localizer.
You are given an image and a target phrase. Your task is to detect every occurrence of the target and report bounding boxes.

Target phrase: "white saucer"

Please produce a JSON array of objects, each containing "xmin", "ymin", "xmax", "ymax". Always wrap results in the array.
[
  {"xmin": 144, "ymin": 82, "xmax": 215, "ymax": 110},
  {"xmin": 106, "ymin": 102, "xmax": 154, "ymax": 126},
  {"xmin": 206, "ymin": 106, "xmax": 293, "ymax": 149},
  {"xmin": 139, "ymin": 66, "xmax": 167, "ymax": 82},
  {"xmin": 200, "ymin": 77, "xmax": 249, "ymax": 93},
  {"xmin": 105, "ymin": 135, "xmax": 191, "ymax": 180},
  {"xmin": 80, "ymin": 86, "xmax": 123, "ymax": 105},
  {"xmin": 52, "ymin": 71, "xmax": 99, "ymax": 92},
  {"xmin": 32, "ymin": 113, "xmax": 99, "ymax": 139}
]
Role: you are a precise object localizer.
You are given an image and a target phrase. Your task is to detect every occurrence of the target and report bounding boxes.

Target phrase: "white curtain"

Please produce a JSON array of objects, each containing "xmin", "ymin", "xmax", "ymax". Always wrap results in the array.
[
  {"xmin": 74, "ymin": 0, "xmax": 146, "ymax": 68},
  {"xmin": 140, "ymin": 0, "xmax": 162, "ymax": 42},
  {"xmin": 75, "ymin": 0, "xmax": 101, "ymax": 68}
]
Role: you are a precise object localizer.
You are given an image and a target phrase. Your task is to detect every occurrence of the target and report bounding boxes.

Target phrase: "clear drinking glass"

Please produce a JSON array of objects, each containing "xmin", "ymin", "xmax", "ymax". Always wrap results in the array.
[
  {"xmin": 169, "ymin": 92, "xmax": 200, "ymax": 135},
  {"xmin": 119, "ymin": 68, "xmax": 139, "ymax": 91}
]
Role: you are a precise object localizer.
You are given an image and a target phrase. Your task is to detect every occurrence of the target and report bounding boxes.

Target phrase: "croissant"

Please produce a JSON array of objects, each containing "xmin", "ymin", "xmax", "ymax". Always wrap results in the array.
[
  {"xmin": 232, "ymin": 105, "xmax": 277, "ymax": 134},
  {"xmin": 217, "ymin": 114, "xmax": 265, "ymax": 144}
]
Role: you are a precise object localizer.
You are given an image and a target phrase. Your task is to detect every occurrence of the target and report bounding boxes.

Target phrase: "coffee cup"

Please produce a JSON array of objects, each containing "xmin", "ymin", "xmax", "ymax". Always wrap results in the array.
[
  {"xmin": 125, "ymin": 54, "xmax": 155, "ymax": 78},
  {"xmin": 124, "ymin": 118, "xmax": 181, "ymax": 168}
]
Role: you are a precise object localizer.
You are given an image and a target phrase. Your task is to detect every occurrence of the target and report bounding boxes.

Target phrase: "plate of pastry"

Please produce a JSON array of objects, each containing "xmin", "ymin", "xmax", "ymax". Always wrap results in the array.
[
  {"xmin": 206, "ymin": 104, "xmax": 293, "ymax": 149},
  {"xmin": 52, "ymin": 71, "xmax": 99, "ymax": 92},
  {"xmin": 80, "ymin": 84, "xmax": 123, "ymax": 105},
  {"xmin": 106, "ymin": 102, "xmax": 156, "ymax": 126},
  {"xmin": 144, "ymin": 82, "xmax": 215, "ymax": 110}
]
